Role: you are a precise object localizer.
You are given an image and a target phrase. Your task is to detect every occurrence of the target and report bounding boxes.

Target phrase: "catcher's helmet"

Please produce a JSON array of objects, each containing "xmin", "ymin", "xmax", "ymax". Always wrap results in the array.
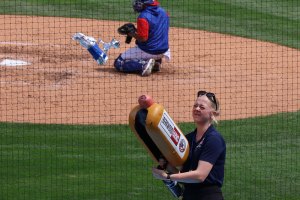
[{"xmin": 132, "ymin": 0, "xmax": 154, "ymax": 12}]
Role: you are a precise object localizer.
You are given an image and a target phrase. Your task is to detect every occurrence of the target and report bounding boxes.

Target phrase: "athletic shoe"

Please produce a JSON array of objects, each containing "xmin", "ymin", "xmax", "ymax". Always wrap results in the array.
[
  {"xmin": 72, "ymin": 32, "xmax": 96, "ymax": 49},
  {"xmin": 152, "ymin": 58, "xmax": 162, "ymax": 72},
  {"xmin": 141, "ymin": 59, "xmax": 155, "ymax": 76}
]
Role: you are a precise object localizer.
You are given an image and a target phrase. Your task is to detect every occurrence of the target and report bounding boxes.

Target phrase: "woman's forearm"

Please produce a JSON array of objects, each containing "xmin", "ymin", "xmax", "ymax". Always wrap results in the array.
[{"xmin": 170, "ymin": 170, "xmax": 204, "ymax": 183}]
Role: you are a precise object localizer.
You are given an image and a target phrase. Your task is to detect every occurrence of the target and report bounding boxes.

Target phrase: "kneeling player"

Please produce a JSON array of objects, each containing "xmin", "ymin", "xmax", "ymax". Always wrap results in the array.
[{"xmin": 114, "ymin": 0, "xmax": 171, "ymax": 76}]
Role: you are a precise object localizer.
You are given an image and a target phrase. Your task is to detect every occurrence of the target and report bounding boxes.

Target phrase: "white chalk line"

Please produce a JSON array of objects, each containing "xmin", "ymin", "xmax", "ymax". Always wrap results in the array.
[{"xmin": 0, "ymin": 41, "xmax": 66, "ymax": 47}]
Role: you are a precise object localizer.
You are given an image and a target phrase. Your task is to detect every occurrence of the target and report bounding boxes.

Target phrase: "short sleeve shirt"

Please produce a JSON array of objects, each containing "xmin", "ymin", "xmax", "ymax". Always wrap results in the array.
[{"xmin": 181, "ymin": 125, "xmax": 226, "ymax": 187}]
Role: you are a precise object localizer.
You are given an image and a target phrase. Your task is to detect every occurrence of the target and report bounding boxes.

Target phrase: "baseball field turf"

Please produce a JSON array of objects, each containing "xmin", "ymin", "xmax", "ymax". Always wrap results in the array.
[
  {"xmin": 0, "ymin": 112, "xmax": 299, "ymax": 199},
  {"xmin": 0, "ymin": 0, "xmax": 299, "ymax": 49},
  {"xmin": 0, "ymin": 0, "xmax": 299, "ymax": 199}
]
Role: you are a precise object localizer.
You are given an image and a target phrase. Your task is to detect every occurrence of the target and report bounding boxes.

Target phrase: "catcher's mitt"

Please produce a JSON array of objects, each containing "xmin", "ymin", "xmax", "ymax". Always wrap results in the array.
[{"xmin": 118, "ymin": 23, "xmax": 137, "ymax": 35}]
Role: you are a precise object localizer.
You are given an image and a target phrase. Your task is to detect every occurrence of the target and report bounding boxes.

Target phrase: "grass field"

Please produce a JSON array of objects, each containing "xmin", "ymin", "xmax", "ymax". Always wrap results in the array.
[
  {"xmin": 0, "ymin": 111, "xmax": 299, "ymax": 199},
  {"xmin": 0, "ymin": 0, "xmax": 299, "ymax": 199},
  {"xmin": 0, "ymin": 0, "xmax": 299, "ymax": 49}
]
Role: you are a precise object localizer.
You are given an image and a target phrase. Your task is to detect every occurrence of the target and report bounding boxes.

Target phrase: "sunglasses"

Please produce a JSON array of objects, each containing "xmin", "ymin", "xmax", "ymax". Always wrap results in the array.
[{"xmin": 197, "ymin": 90, "xmax": 218, "ymax": 110}]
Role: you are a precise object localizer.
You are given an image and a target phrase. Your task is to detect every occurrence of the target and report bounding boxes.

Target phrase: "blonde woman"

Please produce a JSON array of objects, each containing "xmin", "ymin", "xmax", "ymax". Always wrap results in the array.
[{"xmin": 152, "ymin": 91, "xmax": 226, "ymax": 200}]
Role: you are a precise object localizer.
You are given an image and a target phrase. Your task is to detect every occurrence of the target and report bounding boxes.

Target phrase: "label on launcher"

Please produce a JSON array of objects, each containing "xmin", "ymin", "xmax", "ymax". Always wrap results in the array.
[{"xmin": 158, "ymin": 110, "xmax": 187, "ymax": 158}]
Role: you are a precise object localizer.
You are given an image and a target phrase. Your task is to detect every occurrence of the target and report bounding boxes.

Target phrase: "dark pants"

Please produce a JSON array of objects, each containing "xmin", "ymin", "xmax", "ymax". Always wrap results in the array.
[{"xmin": 182, "ymin": 185, "xmax": 224, "ymax": 200}]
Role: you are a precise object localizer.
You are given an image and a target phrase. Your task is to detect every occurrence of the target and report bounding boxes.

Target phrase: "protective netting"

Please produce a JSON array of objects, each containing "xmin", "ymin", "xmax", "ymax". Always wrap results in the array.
[{"xmin": 0, "ymin": 0, "xmax": 299, "ymax": 199}]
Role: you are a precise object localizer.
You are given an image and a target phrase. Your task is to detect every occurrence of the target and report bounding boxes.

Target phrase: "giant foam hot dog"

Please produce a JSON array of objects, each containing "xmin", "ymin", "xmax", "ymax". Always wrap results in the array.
[{"xmin": 129, "ymin": 94, "xmax": 189, "ymax": 167}]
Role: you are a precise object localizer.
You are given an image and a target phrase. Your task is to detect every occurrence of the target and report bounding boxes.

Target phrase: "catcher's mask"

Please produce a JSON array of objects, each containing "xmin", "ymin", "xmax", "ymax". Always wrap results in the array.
[{"xmin": 132, "ymin": 0, "xmax": 154, "ymax": 12}]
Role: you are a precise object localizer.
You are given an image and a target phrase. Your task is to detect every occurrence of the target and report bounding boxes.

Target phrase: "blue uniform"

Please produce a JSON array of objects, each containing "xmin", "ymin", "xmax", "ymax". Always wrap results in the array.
[
  {"xmin": 114, "ymin": 2, "xmax": 170, "ymax": 74},
  {"xmin": 181, "ymin": 125, "xmax": 226, "ymax": 198},
  {"xmin": 136, "ymin": 6, "xmax": 169, "ymax": 54}
]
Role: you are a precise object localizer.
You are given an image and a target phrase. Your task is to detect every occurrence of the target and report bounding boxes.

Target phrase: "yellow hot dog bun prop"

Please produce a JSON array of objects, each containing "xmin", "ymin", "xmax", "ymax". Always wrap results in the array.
[{"xmin": 129, "ymin": 94, "xmax": 189, "ymax": 167}]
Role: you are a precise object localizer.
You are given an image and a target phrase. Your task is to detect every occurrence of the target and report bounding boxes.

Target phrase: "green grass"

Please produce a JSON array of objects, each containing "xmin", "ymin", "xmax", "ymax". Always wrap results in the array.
[
  {"xmin": 0, "ymin": 111, "xmax": 299, "ymax": 199},
  {"xmin": 0, "ymin": 0, "xmax": 299, "ymax": 49},
  {"xmin": 0, "ymin": 1, "xmax": 299, "ymax": 199}
]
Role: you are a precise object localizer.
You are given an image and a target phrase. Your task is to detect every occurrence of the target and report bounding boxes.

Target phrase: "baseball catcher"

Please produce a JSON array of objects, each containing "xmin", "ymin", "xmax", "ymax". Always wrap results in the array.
[{"xmin": 114, "ymin": 0, "xmax": 171, "ymax": 76}]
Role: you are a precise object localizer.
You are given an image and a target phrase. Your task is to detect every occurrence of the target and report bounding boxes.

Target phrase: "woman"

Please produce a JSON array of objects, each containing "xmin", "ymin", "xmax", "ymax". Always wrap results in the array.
[{"xmin": 152, "ymin": 91, "xmax": 226, "ymax": 200}]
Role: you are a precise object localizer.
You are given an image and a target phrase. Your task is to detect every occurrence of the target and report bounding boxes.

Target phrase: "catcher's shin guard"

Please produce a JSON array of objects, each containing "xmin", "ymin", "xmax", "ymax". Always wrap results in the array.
[
  {"xmin": 88, "ymin": 44, "xmax": 108, "ymax": 65},
  {"xmin": 129, "ymin": 95, "xmax": 189, "ymax": 167},
  {"xmin": 114, "ymin": 55, "xmax": 145, "ymax": 73}
]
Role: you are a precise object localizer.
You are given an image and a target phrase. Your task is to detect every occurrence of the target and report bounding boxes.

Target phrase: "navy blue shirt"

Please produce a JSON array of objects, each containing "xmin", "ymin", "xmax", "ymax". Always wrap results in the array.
[{"xmin": 181, "ymin": 125, "xmax": 226, "ymax": 188}]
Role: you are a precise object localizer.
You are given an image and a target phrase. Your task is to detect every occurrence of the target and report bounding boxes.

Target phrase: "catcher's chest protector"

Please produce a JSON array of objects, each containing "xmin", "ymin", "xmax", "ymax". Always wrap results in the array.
[{"xmin": 129, "ymin": 103, "xmax": 190, "ymax": 167}]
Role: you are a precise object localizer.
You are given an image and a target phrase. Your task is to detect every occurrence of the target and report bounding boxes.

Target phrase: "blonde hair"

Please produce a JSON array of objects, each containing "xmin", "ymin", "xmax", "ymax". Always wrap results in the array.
[{"xmin": 210, "ymin": 97, "xmax": 220, "ymax": 125}]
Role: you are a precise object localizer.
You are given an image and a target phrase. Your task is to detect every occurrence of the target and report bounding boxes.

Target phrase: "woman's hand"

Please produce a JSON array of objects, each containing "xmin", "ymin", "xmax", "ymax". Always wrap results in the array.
[{"xmin": 152, "ymin": 167, "xmax": 168, "ymax": 180}]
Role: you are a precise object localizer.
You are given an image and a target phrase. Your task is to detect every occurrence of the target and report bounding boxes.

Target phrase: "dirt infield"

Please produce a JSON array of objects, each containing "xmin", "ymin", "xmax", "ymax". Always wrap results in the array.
[{"xmin": 0, "ymin": 15, "xmax": 299, "ymax": 124}]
